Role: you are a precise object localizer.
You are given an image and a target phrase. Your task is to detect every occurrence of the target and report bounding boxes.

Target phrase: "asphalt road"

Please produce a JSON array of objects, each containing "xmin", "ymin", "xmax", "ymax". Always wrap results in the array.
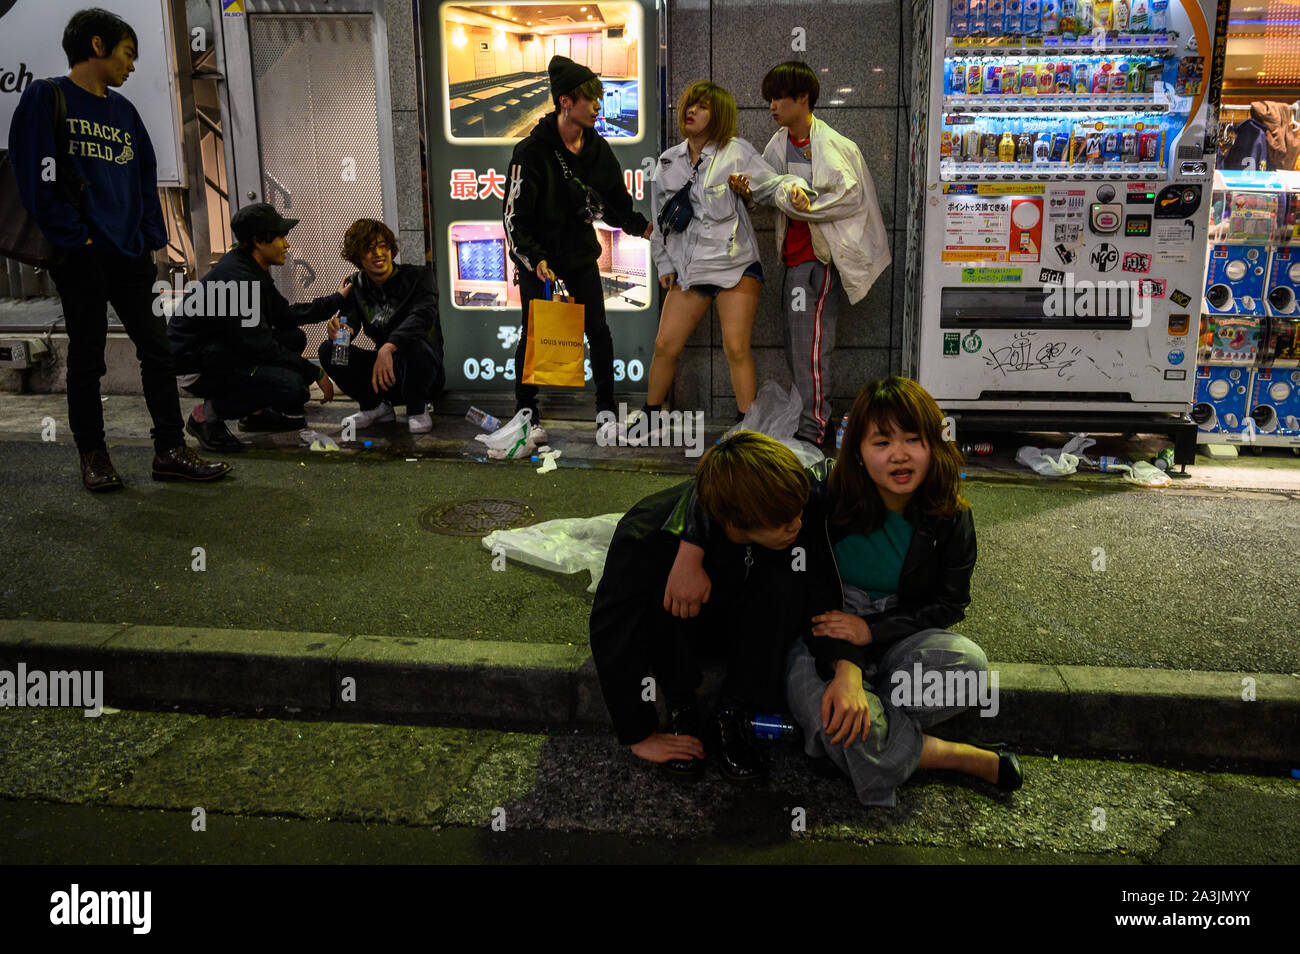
[
  {"xmin": 1, "ymin": 440, "xmax": 1297, "ymax": 672},
  {"xmin": 1, "ymin": 706, "xmax": 1295, "ymax": 865}
]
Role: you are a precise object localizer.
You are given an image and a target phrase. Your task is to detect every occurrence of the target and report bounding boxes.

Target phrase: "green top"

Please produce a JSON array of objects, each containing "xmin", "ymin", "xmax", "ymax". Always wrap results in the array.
[{"xmin": 833, "ymin": 510, "xmax": 914, "ymax": 600}]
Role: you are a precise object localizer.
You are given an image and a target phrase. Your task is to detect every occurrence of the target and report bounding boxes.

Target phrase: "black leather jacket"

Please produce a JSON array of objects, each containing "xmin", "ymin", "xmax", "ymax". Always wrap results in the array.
[
  {"xmin": 589, "ymin": 476, "xmax": 861, "ymax": 745},
  {"xmin": 682, "ymin": 459, "xmax": 977, "ymax": 665}
]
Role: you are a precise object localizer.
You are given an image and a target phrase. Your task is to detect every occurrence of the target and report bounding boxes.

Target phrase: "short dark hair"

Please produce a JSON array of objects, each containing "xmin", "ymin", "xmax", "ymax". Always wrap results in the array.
[
  {"xmin": 341, "ymin": 218, "xmax": 399, "ymax": 268},
  {"xmin": 237, "ymin": 231, "xmax": 282, "ymax": 252},
  {"xmin": 761, "ymin": 60, "xmax": 819, "ymax": 111},
  {"xmin": 695, "ymin": 431, "xmax": 809, "ymax": 531},
  {"xmin": 63, "ymin": 8, "xmax": 138, "ymax": 68},
  {"xmin": 556, "ymin": 76, "xmax": 603, "ymax": 108}
]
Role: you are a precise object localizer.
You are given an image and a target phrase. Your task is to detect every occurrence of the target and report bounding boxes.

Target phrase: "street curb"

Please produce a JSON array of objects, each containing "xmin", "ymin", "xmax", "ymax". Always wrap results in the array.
[{"xmin": 1, "ymin": 619, "xmax": 1297, "ymax": 762}]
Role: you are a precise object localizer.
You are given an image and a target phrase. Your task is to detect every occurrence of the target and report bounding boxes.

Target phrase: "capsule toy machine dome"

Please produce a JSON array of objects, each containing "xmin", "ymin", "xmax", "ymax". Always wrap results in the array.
[{"xmin": 1196, "ymin": 169, "xmax": 1300, "ymax": 449}]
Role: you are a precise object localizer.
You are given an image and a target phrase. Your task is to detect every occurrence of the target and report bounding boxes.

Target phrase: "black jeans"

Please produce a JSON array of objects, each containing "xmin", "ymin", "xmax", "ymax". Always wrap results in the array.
[
  {"xmin": 514, "ymin": 263, "xmax": 615, "ymax": 417},
  {"xmin": 49, "ymin": 244, "xmax": 184, "ymax": 454},
  {"xmin": 184, "ymin": 365, "xmax": 310, "ymax": 421},
  {"xmin": 318, "ymin": 337, "xmax": 445, "ymax": 414}
]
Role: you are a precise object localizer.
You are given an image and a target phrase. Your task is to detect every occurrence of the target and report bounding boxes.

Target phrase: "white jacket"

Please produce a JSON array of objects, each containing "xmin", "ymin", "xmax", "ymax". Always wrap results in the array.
[
  {"xmin": 762, "ymin": 116, "xmax": 890, "ymax": 305},
  {"xmin": 650, "ymin": 137, "xmax": 811, "ymax": 291}
]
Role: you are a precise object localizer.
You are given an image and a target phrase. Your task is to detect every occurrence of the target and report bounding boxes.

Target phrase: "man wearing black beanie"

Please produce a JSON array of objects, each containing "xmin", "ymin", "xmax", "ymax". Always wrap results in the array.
[{"xmin": 503, "ymin": 55, "xmax": 651, "ymax": 442}]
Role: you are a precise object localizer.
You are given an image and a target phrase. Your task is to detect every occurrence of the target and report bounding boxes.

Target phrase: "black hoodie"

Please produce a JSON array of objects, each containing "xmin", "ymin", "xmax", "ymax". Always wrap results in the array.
[
  {"xmin": 502, "ymin": 112, "xmax": 649, "ymax": 276},
  {"xmin": 339, "ymin": 262, "xmax": 443, "ymax": 364}
]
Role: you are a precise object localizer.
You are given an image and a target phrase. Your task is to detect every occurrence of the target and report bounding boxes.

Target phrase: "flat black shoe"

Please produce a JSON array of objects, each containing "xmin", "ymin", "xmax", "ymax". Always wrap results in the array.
[
  {"xmin": 152, "ymin": 445, "xmax": 233, "ymax": 482},
  {"xmin": 966, "ymin": 740, "xmax": 1023, "ymax": 792},
  {"xmin": 79, "ymin": 449, "xmax": 123, "ymax": 492},
  {"xmin": 995, "ymin": 751, "xmax": 1024, "ymax": 791},
  {"xmin": 715, "ymin": 707, "xmax": 767, "ymax": 785},
  {"xmin": 186, "ymin": 413, "xmax": 245, "ymax": 453},
  {"xmin": 238, "ymin": 409, "xmax": 306, "ymax": 432},
  {"xmin": 660, "ymin": 704, "xmax": 705, "ymax": 782}
]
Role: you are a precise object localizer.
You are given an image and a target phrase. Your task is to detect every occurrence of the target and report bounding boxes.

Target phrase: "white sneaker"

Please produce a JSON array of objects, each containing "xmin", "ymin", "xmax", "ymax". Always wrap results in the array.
[
  {"xmin": 342, "ymin": 402, "xmax": 394, "ymax": 430},
  {"xmin": 596, "ymin": 411, "xmax": 657, "ymax": 447},
  {"xmin": 595, "ymin": 415, "xmax": 621, "ymax": 447},
  {"xmin": 408, "ymin": 412, "xmax": 433, "ymax": 434},
  {"xmin": 620, "ymin": 410, "xmax": 670, "ymax": 447}
]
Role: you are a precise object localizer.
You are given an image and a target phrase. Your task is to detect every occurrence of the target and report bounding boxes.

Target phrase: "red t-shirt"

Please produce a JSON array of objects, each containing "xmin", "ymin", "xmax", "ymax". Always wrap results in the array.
[{"xmin": 781, "ymin": 136, "xmax": 816, "ymax": 267}]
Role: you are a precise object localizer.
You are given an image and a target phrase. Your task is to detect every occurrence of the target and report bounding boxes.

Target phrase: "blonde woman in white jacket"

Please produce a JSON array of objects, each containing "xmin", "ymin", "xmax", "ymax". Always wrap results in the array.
[{"xmin": 621, "ymin": 81, "xmax": 811, "ymax": 444}]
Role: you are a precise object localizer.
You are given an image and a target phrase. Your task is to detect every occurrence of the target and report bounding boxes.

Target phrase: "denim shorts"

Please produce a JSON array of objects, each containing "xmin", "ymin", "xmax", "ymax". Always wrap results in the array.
[{"xmin": 686, "ymin": 260, "xmax": 763, "ymax": 298}]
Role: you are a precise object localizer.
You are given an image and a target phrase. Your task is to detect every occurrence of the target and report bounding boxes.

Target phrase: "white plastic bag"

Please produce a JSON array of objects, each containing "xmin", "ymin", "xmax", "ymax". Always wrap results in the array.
[
  {"xmin": 721, "ymin": 381, "xmax": 824, "ymax": 467},
  {"xmin": 482, "ymin": 514, "xmax": 623, "ymax": 591},
  {"xmin": 474, "ymin": 408, "xmax": 538, "ymax": 460},
  {"xmin": 1015, "ymin": 445, "xmax": 1079, "ymax": 476},
  {"xmin": 299, "ymin": 429, "xmax": 340, "ymax": 452},
  {"xmin": 1116, "ymin": 460, "xmax": 1172, "ymax": 487},
  {"xmin": 1015, "ymin": 433, "xmax": 1095, "ymax": 477}
]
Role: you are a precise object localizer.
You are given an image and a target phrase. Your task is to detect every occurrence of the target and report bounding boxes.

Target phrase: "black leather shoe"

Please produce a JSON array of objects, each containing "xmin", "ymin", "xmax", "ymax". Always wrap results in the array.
[
  {"xmin": 152, "ymin": 445, "xmax": 232, "ymax": 482},
  {"xmin": 186, "ymin": 413, "xmax": 245, "ymax": 453},
  {"xmin": 660, "ymin": 704, "xmax": 705, "ymax": 782},
  {"xmin": 79, "ymin": 449, "xmax": 123, "ymax": 492},
  {"xmin": 715, "ymin": 707, "xmax": 767, "ymax": 785},
  {"xmin": 969, "ymin": 741, "xmax": 1024, "ymax": 792},
  {"xmin": 238, "ymin": 408, "xmax": 306, "ymax": 432},
  {"xmin": 995, "ymin": 751, "xmax": 1024, "ymax": 791}
]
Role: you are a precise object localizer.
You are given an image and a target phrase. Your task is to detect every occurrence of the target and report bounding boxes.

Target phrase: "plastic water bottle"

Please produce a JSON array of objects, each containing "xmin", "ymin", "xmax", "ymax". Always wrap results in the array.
[
  {"xmin": 962, "ymin": 442, "xmax": 994, "ymax": 456},
  {"xmin": 466, "ymin": 406, "xmax": 502, "ymax": 433},
  {"xmin": 331, "ymin": 318, "xmax": 350, "ymax": 367},
  {"xmin": 747, "ymin": 713, "xmax": 800, "ymax": 741},
  {"xmin": 835, "ymin": 413, "xmax": 850, "ymax": 450}
]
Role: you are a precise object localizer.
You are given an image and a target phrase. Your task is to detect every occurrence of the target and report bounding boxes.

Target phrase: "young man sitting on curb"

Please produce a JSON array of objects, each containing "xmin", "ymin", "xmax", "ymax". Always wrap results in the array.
[
  {"xmin": 589, "ymin": 431, "xmax": 868, "ymax": 783},
  {"xmin": 321, "ymin": 218, "xmax": 445, "ymax": 434}
]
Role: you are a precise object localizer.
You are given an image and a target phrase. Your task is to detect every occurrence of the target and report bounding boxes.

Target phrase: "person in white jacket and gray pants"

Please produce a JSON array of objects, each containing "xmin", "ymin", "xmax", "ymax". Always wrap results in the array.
[
  {"xmin": 732, "ymin": 62, "xmax": 891, "ymax": 446},
  {"xmin": 621, "ymin": 81, "xmax": 811, "ymax": 443}
]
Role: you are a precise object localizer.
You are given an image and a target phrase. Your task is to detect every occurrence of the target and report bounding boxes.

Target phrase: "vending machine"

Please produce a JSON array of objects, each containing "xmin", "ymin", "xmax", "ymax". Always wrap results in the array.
[
  {"xmin": 1194, "ymin": 168, "xmax": 1300, "ymax": 448},
  {"xmin": 908, "ymin": 1, "xmax": 1228, "ymax": 461}
]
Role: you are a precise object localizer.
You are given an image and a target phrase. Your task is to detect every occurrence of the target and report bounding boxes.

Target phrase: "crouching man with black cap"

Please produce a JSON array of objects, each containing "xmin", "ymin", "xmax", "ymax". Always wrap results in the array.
[
  {"xmin": 503, "ymin": 55, "xmax": 652, "ymax": 440},
  {"xmin": 168, "ymin": 203, "xmax": 351, "ymax": 451}
]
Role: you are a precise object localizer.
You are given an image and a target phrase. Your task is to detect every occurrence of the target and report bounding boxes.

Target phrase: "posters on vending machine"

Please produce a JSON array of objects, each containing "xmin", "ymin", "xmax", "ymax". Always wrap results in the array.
[{"xmin": 941, "ymin": 184, "xmax": 1044, "ymax": 264}]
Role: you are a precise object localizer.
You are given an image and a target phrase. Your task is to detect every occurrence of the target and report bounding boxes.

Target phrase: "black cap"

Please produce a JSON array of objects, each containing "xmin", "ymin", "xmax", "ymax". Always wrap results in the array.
[
  {"xmin": 548, "ymin": 55, "xmax": 598, "ymax": 103},
  {"xmin": 231, "ymin": 203, "xmax": 299, "ymax": 243}
]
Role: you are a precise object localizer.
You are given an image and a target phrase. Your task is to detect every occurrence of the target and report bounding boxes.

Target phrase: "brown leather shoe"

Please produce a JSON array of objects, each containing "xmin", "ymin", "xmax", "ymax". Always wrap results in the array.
[
  {"xmin": 79, "ymin": 449, "xmax": 124, "ymax": 492},
  {"xmin": 151, "ymin": 445, "xmax": 232, "ymax": 482}
]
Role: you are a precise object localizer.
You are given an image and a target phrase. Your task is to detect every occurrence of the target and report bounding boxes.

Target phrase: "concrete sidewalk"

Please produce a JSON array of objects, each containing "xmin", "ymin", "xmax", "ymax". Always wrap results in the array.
[
  {"xmin": 2, "ymin": 394, "xmax": 1299, "ymax": 768},
  {"xmin": 1, "ymin": 619, "xmax": 1297, "ymax": 765}
]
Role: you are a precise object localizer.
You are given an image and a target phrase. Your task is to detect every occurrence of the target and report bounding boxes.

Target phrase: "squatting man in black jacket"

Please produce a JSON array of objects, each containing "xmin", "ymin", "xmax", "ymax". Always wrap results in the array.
[
  {"xmin": 168, "ymin": 203, "xmax": 350, "ymax": 452},
  {"xmin": 503, "ymin": 55, "xmax": 652, "ymax": 443}
]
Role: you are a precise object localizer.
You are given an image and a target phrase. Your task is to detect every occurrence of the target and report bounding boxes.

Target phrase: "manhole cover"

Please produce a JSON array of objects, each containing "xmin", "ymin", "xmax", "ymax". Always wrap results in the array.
[{"xmin": 419, "ymin": 498, "xmax": 536, "ymax": 536}]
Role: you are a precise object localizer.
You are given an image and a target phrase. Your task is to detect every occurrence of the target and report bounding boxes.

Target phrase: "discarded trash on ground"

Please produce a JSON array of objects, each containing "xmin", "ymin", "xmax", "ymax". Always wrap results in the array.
[
  {"xmin": 721, "ymin": 381, "xmax": 824, "ymax": 467},
  {"xmin": 466, "ymin": 405, "xmax": 502, "ymax": 433},
  {"xmin": 482, "ymin": 513, "xmax": 623, "ymax": 591},
  {"xmin": 534, "ymin": 449, "xmax": 562, "ymax": 474},
  {"xmin": 1117, "ymin": 460, "xmax": 1172, "ymax": 487},
  {"xmin": 475, "ymin": 408, "xmax": 539, "ymax": 460},
  {"xmin": 299, "ymin": 430, "xmax": 340, "ymax": 452},
  {"xmin": 1016, "ymin": 433, "xmax": 1094, "ymax": 476}
]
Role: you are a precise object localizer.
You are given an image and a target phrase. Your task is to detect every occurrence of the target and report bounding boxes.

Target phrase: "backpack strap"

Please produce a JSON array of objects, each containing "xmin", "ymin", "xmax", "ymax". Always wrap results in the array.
[{"xmin": 41, "ymin": 78, "xmax": 86, "ymax": 197}]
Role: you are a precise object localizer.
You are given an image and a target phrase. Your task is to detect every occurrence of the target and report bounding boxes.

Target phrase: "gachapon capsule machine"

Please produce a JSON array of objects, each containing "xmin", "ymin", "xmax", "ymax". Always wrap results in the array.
[
  {"xmin": 907, "ymin": 0, "xmax": 1227, "ymax": 464},
  {"xmin": 1196, "ymin": 168, "xmax": 1300, "ymax": 449}
]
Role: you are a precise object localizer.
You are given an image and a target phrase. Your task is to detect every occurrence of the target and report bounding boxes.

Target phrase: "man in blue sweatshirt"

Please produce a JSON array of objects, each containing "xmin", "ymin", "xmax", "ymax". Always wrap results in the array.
[{"xmin": 8, "ymin": 8, "xmax": 230, "ymax": 490}]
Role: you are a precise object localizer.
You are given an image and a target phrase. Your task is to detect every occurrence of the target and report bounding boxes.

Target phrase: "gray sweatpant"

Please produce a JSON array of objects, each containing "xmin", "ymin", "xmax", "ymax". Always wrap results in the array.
[
  {"xmin": 781, "ymin": 259, "xmax": 842, "ymax": 445},
  {"xmin": 786, "ymin": 629, "xmax": 990, "ymax": 807}
]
